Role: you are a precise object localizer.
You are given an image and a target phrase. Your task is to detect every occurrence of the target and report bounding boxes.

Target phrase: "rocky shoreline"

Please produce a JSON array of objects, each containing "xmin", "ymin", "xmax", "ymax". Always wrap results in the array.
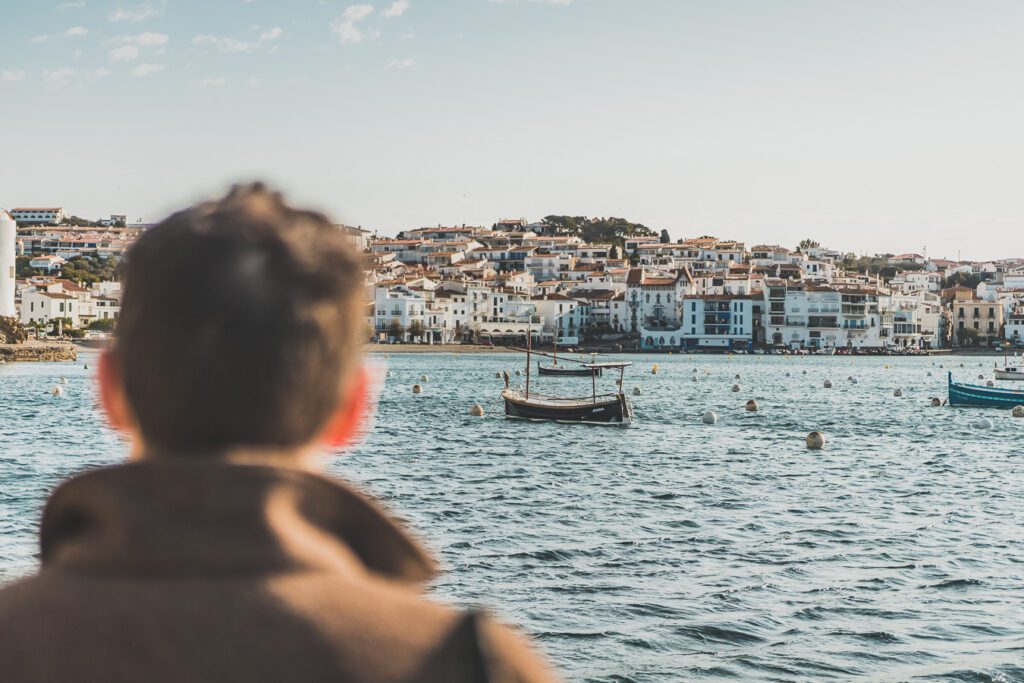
[{"xmin": 0, "ymin": 343, "xmax": 78, "ymax": 363}]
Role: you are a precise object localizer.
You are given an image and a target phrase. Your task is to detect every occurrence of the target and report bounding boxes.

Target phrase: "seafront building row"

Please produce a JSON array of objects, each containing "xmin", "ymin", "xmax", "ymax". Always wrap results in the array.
[
  {"xmin": 2, "ymin": 208, "xmax": 1024, "ymax": 351},
  {"xmin": 365, "ymin": 225, "xmax": 1024, "ymax": 352}
]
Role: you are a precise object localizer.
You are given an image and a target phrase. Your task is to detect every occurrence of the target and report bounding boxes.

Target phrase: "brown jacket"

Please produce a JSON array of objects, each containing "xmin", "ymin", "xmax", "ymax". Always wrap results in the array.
[{"xmin": 0, "ymin": 460, "xmax": 558, "ymax": 683}]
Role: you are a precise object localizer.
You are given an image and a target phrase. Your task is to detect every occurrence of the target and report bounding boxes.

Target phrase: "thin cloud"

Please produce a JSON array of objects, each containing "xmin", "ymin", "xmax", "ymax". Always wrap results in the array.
[
  {"xmin": 132, "ymin": 63, "xmax": 164, "ymax": 77},
  {"xmin": 109, "ymin": 2, "xmax": 164, "ymax": 22},
  {"xmin": 107, "ymin": 32, "xmax": 167, "ymax": 61},
  {"xmin": 64, "ymin": 26, "xmax": 89, "ymax": 36},
  {"xmin": 331, "ymin": 4, "xmax": 376, "ymax": 44},
  {"xmin": 192, "ymin": 27, "xmax": 281, "ymax": 53},
  {"xmin": 44, "ymin": 67, "xmax": 76, "ymax": 82},
  {"xmin": 198, "ymin": 77, "xmax": 227, "ymax": 87},
  {"xmin": 259, "ymin": 27, "xmax": 283, "ymax": 42},
  {"xmin": 109, "ymin": 44, "xmax": 139, "ymax": 61},
  {"xmin": 1, "ymin": 71, "xmax": 27, "ymax": 82},
  {"xmin": 57, "ymin": 0, "xmax": 87, "ymax": 10},
  {"xmin": 387, "ymin": 57, "xmax": 414, "ymax": 68},
  {"xmin": 382, "ymin": 1, "xmax": 410, "ymax": 18}
]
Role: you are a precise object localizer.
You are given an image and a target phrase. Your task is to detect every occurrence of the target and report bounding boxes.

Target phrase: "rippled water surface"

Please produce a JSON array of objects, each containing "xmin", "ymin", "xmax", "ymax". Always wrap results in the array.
[{"xmin": 2, "ymin": 351, "xmax": 1023, "ymax": 681}]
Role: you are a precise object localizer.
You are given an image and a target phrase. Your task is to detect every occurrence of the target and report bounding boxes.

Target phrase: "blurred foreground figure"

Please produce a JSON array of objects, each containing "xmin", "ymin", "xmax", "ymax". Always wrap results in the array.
[{"xmin": 0, "ymin": 185, "xmax": 557, "ymax": 683}]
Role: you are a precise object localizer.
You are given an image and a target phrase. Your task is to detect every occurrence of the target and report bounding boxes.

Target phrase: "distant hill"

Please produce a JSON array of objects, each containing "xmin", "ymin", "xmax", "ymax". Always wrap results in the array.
[{"xmin": 540, "ymin": 215, "xmax": 656, "ymax": 245}]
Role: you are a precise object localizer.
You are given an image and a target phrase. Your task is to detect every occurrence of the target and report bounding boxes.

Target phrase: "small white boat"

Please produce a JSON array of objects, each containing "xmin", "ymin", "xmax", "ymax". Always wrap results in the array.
[
  {"xmin": 994, "ymin": 351, "xmax": 1024, "ymax": 381},
  {"xmin": 994, "ymin": 366, "xmax": 1024, "ymax": 380}
]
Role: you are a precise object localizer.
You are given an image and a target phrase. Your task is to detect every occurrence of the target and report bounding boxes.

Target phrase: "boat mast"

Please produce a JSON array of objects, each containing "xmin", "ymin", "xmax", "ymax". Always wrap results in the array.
[{"xmin": 525, "ymin": 305, "xmax": 532, "ymax": 399}]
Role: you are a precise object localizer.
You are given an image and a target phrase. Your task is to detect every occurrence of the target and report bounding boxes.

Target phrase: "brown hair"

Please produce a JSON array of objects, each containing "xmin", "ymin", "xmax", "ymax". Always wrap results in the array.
[{"xmin": 115, "ymin": 183, "xmax": 364, "ymax": 452}]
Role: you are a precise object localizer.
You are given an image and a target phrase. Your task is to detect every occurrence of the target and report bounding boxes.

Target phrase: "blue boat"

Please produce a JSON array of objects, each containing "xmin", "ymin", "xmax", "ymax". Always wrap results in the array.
[{"xmin": 947, "ymin": 372, "xmax": 1024, "ymax": 409}]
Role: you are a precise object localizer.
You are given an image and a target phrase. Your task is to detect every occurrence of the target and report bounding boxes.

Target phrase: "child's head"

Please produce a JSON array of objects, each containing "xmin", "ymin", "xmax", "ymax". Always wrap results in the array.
[{"xmin": 102, "ymin": 183, "xmax": 367, "ymax": 456}]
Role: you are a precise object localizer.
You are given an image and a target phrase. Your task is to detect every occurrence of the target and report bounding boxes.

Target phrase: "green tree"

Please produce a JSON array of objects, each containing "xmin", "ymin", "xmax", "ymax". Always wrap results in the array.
[
  {"xmin": 958, "ymin": 326, "xmax": 980, "ymax": 347},
  {"xmin": 408, "ymin": 319, "xmax": 425, "ymax": 340},
  {"xmin": 943, "ymin": 271, "xmax": 983, "ymax": 290},
  {"xmin": 609, "ymin": 244, "xmax": 620, "ymax": 260},
  {"xmin": 659, "ymin": 229, "xmax": 671, "ymax": 244},
  {"xmin": 88, "ymin": 318, "xmax": 117, "ymax": 332},
  {"xmin": 796, "ymin": 239, "xmax": 821, "ymax": 253},
  {"xmin": 540, "ymin": 215, "xmax": 656, "ymax": 244},
  {"xmin": 387, "ymin": 318, "xmax": 405, "ymax": 341}
]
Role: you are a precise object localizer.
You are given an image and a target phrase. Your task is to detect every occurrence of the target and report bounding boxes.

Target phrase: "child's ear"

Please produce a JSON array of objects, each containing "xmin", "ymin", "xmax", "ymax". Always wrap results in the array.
[
  {"xmin": 322, "ymin": 364, "xmax": 372, "ymax": 451},
  {"xmin": 98, "ymin": 350, "xmax": 133, "ymax": 433}
]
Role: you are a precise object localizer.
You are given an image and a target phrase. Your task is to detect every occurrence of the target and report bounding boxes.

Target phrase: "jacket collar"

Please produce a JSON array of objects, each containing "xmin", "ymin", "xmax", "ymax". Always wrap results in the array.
[{"xmin": 40, "ymin": 460, "xmax": 438, "ymax": 582}]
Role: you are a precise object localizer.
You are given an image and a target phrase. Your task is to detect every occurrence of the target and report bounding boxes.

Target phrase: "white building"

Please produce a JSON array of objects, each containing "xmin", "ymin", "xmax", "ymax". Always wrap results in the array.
[
  {"xmin": 29, "ymin": 255, "xmax": 66, "ymax": 272},
  {"xmin": 11, "ymin": 207, "xmax": 65, "ymax": 225},
  {"xmin": 1006, "ymin": 309, "xmax": 1024, "ymax": 344},
  {"xmin": 0, "ymin": 210, "xmax": 16, "ymax": 317}
]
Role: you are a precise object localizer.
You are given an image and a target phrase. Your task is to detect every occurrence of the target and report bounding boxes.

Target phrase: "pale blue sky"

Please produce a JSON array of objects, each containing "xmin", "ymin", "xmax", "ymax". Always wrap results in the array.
[{"xmin": 2, "ymin": 0, "xmax": 1022, "ymax": 259}]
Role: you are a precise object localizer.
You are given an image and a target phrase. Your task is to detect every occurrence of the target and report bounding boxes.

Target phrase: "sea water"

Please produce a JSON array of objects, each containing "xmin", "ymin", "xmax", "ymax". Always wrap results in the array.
[{"xmin": 1, "ymin": 352, "xmax": 1022, "ymax": 681}]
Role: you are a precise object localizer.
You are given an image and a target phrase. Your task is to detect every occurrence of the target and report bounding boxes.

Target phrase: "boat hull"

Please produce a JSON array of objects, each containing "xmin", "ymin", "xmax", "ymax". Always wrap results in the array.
[
  {"xmin": 948, "ymin": 372, "xmax": 1024, "ymax": 408},
  {"xmin": 994, "ymin": 368, "xmax": 1024, "ymax": 381},
  {"xmin": 502, "ymin": 391, "xmax": 633, "ymax": 424},
  {"xmin": 537, "ymin": 364, "xmax": 601, "ymax": 377}
]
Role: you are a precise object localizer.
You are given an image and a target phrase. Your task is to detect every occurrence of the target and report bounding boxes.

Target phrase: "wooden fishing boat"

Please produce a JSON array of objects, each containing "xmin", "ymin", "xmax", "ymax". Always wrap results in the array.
[
  {"xmin": 501, "ymin": 324, "xmax": 633, "ymax": 424},
  {"xmin": 537, "ymin": 363, "xmax": 601, "ymax": 376},
  {"xmin": 537, "ymin": 344, "xmax": 601, "ymax": 376},
  {"xmin": 501, "ymin": 387, "xmax": 633, "ymax": 423},
  {"xmin": 948, "ymin": 372, "xmax": 1024, "ymax": 408}
]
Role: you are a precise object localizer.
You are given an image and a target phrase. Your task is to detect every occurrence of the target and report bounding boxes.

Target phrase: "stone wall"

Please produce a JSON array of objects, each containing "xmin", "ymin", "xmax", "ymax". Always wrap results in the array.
[{"xmin": 0, "ymin": 344, "xmax": 78, "ymax": 362}]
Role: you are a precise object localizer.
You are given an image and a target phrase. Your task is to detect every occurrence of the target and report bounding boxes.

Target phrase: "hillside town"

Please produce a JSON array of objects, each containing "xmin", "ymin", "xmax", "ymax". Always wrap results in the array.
[{"xmin": 4, "ymin": 207, "xmax": 1024, "ymax": 353}]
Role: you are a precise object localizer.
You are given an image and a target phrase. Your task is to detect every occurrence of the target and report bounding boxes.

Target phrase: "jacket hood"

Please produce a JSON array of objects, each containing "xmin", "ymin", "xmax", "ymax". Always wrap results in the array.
[{"xmin": 39, "ymin": 460, "xmax": 438, "ymax": 583}]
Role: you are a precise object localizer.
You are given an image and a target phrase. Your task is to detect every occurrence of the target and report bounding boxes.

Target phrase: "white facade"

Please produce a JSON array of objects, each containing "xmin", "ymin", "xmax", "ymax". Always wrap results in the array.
[
  {"xmin": 0, "ymin": 210, "xmax": 16, "ymax": 317},
  {"xmin": 11, "ymin": 207, "xmax": 65, "ymax": 225}
]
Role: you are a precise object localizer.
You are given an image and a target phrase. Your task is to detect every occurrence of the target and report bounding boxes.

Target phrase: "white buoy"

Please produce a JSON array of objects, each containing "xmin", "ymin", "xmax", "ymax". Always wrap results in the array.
[
  {"xmin": 691, "ymin": 375, "xmax": 698, "ymax": 382},
  {"xmin": 745, "ymin": 399, "xmax": 758, "ymax": 412},
  {"xmin": 420, "ymin": 374, "xmax": 429, "ymax": 382},
  {"xmin": 1012, "ymin": 406, "xmax": 1024, "ymax": 418},
  {"xmin": 894, "ymin": 388, "xmax": 903, "ymax": 397},
  {"xmin": 495, "ymin": 372, "xmax": 502, "ymax": 378},
  {"xmin": 469, "ymin": 404, "xmax": 484, "ymax": 416},
  {"xmin": 632, "ymin": 386, "xmax": 642, "ymax": 396},
  {"xmin": 702, "ymin": 410, "xmax": 718, "ymax": 424},
  {"xmin": 931, "ymin": 397, "xmax": 942, "ymax": 407},
  {"xmin": 59, "ymin": 377, "xmax": 68, "ymax": 385},
  {"xmin": 823, "ymin": 379, "xmax": 833, "ymax": 389},
  {"xmin": 51, "ymin": 385, "xmax": 64, "ymax": 397},
  {"xmin": 412, "ymin": 384, "xmax": 422, "ymax": 394},
  {"xmin": 973, "ymin": 417, "xmax": 994, "ymax": 430},
  {"xmin": 806, "ymin": 431, "xmax": 825, "ymax": 450},
  {"xmin": 731, "ymin": 383, "xmax": 741, "ymax": 393},
  {"xmin": 851, "ymin": 377, "xmax": 860, "ymax": 385},
  {"xmin": 387, "ymin": 371, "xmax": 394, "ymax": 377}
]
